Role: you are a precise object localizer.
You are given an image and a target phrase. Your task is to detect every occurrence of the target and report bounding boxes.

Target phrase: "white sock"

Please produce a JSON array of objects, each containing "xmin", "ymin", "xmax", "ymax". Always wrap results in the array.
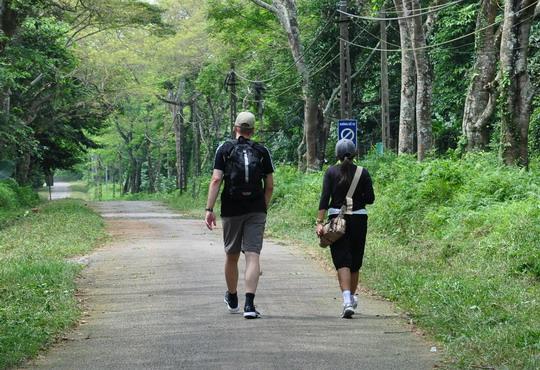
[{"xmin": 342, "ymin": 290, "xmax": 352, "ymax": 305}]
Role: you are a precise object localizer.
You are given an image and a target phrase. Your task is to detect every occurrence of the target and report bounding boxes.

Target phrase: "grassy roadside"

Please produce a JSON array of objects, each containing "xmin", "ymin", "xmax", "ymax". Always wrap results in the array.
[
  {"xmin": 0, "ymin": 199, "xmax": 106, "ymax": 369},
  {"xmin": 151, "ymin": 153, "xmax": 538, "ymax": 369}
]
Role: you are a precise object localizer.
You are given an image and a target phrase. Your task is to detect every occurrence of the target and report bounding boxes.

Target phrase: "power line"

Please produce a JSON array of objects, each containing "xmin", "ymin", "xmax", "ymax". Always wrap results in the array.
[
  {"xmin": 234, "ymin": 10, "xmax": 337, "ymax": 84},
  {"xmin": 241, "ymin": 25, "xmax": 374, "ymax": 101},
  {"xmin": 343, "ymin": 20, "xmax": 491, "ymax": 52},
  {"xmin": 337, "ymin": 0, "xmax": 464, "ymax": 22},
  {"xmin": 342, "ymin": 1, "xmax": 539, "ymax": 53}
]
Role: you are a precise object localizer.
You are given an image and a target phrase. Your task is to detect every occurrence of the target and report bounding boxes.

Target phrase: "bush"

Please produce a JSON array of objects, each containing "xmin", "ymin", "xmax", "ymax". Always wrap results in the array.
[
  {"xmin": 0, "ymin": 179, "xmax": 39, "ymax": 209},
  {"xmin": 0, "ymin": 181, "xmax": 17, "ymax": 209}
]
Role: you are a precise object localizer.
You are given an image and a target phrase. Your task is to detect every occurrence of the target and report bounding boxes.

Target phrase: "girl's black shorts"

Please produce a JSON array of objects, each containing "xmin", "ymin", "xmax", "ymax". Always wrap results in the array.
[{"xmin": 329, "ymin": 214, "xmax": 368, "ymax": 272}]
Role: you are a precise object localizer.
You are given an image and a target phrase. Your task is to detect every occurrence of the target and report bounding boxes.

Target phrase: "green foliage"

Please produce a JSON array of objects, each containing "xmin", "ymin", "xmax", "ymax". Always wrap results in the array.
[
  {"xmin": 0, "ymin": 200, "xmax": 106, "ymax": 369},
  {"xmin": 0, "ymin": 179, "xmax": 39, "ymax": 229}
]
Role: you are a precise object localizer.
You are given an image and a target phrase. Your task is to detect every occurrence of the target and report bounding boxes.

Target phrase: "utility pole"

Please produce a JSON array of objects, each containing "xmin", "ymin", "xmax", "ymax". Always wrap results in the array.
[
  {"xmin": 380, "ymin": 8, "xmax": 390, "ymax": 150},
  {"xmin": 225, "ymin": 63, "xmax": 237, "ymax": 138},
  {"xmin": 253, "ymin": 81, "xmax": 265, "ymax": 122},
  {"xmin": 339, "ymin": 0, "xmax": 352, "ymax": 119}
]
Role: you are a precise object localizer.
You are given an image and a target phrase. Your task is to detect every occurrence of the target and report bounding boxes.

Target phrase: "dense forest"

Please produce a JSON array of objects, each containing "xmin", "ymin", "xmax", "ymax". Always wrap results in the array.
[{"xmin": 1, "ymin": 0, "xmax": 539, "ymax": 191}]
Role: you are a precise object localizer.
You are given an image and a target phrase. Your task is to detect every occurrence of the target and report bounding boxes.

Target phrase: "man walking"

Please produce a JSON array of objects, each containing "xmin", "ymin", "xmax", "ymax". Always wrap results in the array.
[{"xmin": 205, "ymin": 111, "xmax": 274, "ymax": 319}]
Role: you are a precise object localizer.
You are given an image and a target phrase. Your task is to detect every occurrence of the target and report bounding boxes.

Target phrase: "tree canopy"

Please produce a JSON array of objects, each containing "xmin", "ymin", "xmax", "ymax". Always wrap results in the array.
[{"xmin": 1, "ymin": 0, "xmax": 538, "ymax": 189}]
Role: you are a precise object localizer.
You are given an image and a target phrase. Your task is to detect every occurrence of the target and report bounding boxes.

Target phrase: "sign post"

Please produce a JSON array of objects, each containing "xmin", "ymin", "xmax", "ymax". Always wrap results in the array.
[{"xmin": 338, "ymin": 119, "xmax": 358, "ymax": 148}]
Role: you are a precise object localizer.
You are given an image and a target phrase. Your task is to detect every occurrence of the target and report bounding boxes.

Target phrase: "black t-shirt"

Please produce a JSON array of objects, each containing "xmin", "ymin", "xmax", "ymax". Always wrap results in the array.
[
  {"xmin": 214, "ymin": 137, "xmax": 274, "ymax": 217},
  {"xmin": 318, "ymin": 164, "xmax": 375, "ymax": 211}
]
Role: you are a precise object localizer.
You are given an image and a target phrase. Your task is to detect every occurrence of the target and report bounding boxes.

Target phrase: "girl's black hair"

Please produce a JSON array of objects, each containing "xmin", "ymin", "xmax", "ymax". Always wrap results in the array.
[{"xmin": 338, "ymin": 156, "xmax": 354, "ymax": 187}]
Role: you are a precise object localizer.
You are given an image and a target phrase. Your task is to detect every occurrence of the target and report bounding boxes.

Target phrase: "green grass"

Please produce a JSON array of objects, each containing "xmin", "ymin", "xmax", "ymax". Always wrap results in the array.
[
  {"xmin": 0, "ymin": 199, "xmax": 106, "ymax": 369},
  {"xmin": 152, "ymin": 153, "xmax": 539, "ymax": 369}
]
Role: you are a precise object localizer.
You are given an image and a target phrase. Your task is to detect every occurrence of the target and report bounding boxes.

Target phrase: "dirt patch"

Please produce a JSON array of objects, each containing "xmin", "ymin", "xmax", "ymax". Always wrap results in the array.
[{"xmin": 105, "ymin": 219, "xmax": 161, "ymax": 240}]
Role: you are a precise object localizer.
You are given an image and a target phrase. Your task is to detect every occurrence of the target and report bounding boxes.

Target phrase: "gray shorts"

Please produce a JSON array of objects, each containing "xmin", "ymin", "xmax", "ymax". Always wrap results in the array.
[{"xmin": 222, "ymin": 212, "xmax": 267, "ymax": 255}]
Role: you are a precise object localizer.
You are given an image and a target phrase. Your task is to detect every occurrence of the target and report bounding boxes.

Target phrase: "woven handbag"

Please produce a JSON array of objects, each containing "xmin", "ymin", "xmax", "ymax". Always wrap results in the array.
[{"xmin": 319, "ymin": 167, "xmax": 363, "ymax": 248}]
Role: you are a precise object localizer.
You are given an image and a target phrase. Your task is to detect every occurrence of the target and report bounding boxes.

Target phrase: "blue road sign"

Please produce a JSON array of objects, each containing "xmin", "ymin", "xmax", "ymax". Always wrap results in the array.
[{"xmin": 338, "ymin": 119, "xmax": 357, "ymax": 147}]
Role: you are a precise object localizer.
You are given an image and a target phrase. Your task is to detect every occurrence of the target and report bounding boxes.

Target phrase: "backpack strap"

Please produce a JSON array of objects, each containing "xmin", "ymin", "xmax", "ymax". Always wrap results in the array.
[
  {"xmin": 342, "ymin": 166, "xmax": 363, "ymax": 215},
  {"xmin": 222, "ymin": 140, "xmax": 237, "ymax": 161}
]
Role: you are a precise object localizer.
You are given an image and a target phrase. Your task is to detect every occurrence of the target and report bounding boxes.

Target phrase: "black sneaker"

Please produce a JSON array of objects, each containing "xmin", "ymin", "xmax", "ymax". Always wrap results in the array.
[
  {"xmin": 243, "ymin": 304, "xmax": 261, "ymax": 319},
  {"xmin": 224, "ymin": 291, "xmax": 239, "ymax": 313}
]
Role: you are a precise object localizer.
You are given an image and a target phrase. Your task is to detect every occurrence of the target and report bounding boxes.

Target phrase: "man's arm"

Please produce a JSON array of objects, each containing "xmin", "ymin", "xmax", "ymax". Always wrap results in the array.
[
  {"xmin": 205, "ymin": 169, "xmax": 223, "ymax": 230},
  {"xmin": 263, "ymin": 173, "xmax": 274, "ymax": 208}
]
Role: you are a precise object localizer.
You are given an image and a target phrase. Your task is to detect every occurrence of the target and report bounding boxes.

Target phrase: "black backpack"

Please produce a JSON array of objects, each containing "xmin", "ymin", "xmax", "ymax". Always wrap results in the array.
[{"xmin": 223, "ymin": 139, "xmax": 265, "ymax": 200}]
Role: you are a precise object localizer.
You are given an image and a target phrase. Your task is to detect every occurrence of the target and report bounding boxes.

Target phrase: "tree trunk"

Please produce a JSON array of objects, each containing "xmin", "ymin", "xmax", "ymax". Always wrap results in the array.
[
  {"xmin": 14, "ymin": 152, "xmax": 31, "ymax": 185},
  {"xmin": 147, "ymin": 143, "xmax": 156, "ymax": 193},
  {"xmin": 132, "ymin": 159, "xmax": 142, "ymax": 193},
  {"xmin": 499, "ymin": 0, "xmax": 536, "ymax": 167},
  {"xmin": 191, "ymin": 102, "xmax": 201, "ymax": 177},
  {"xmin": 317, "ymin": 105, "xmax": 330, "ymax": 165},
  {"xmin": 251, "ymin": 0, "xmax": 319, "ymax": 171},
  {"xmin": 462, "ymin": 0, "xmax": 499, "ymax": 151},
  {"xmin": 394, "ymin": 0, "xmax": 416, "ymax": 154},
  {"xmin": 304, "ymin": 95, "xmax": 319, "ymax": 170},
  {"xmin": 403, "ymin": 0, "xmax": 433, "ymax": 161},
  {"xmin": 173, "ymin": 107, "xmax": 186, "ymax": 191},
  {"xmin": 380, "ymin": 9, "xmax": 391, "ymax": 151}
]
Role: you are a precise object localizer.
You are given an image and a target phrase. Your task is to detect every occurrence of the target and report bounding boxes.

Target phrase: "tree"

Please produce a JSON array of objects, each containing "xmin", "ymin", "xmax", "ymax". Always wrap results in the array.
[
  {"xmin": 394, "ymin": 0, "xmax": 416, "ymax": 154},
  {"xmin": 461, "ymin": 0, "xmax": 499, "ymax": 151},
  {"xmin": 499, "ymin": 0, "xmax": 537, "ymax": 166},
  {"xmin": 402, "ymin": 0, "xmax": 433, "ymax": 161},
  {"xmin": 250, "ymin": 0, "xmax": 320, "ymax": 170}
]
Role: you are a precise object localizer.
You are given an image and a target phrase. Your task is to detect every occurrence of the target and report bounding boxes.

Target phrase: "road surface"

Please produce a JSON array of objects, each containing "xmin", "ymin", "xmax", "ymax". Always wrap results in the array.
[{"xmin": 25, "ymin": 201, "xmax": 439, "ymax": 370}]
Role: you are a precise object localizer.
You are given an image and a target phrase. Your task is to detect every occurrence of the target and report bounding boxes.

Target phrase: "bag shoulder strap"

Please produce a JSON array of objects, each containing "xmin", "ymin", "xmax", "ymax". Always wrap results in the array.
[{"xmin": 343, "ymin": 166, "xmax": 363, "ymax": 214}]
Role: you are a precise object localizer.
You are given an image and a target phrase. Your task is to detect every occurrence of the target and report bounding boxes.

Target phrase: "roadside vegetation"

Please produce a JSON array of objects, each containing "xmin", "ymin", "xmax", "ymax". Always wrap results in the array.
[
  {"xmin": 0, "ymin": 179, "xmax": 40, "ymax": 229},
  {"xmin": 0, "ymin": 189, "xmax": 106, "ymax": 369},
  {"xmin": 127, "ymin": 152, "xmax": 539, "ymax": 369}
]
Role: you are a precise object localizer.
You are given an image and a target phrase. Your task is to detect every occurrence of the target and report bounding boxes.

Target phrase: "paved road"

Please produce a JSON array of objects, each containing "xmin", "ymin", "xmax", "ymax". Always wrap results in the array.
[
  {"xmin": 47, "ymin": 182, "xmax": 72, "ymax": 200},
  {"xmin": 26, "ymin": 201, "xmax": 439, "ymax": 370}
]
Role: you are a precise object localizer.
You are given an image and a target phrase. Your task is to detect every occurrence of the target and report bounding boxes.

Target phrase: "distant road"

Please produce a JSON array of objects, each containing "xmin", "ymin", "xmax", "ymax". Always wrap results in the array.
[{"xmin": 49, "ymin": 182, "xmax": 72, "ymax": 199}]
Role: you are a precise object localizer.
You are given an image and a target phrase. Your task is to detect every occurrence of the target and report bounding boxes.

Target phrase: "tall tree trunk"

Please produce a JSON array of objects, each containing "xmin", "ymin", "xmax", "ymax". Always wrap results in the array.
[
  {"xmin": 134, "ymin": 159, "xmax": 142, "ymax": 193},
  {"xmin": 14, "ymin": 152, "xmax": 31, "ymax": 185},
  {"xmin": 462, "ymin": 0, "xmax": 499, "ymax": 151},
  {"xmin": 191, "ymin": 102, "xmax": 201, "ymax": 177},
  {"xmin": 146, "ymin": 140, "xmax": 155, "ymax": 193},
  {"xmin": 499, "ymin": 0, "xmax": 536, "ymax": 167},
  {"xmin": 173, "ymin": 107, "xmax": 186, "ymax": 191},
  {"xmin": 403, "ymin": 0, "xmax": 433, "ymax": 161},
  {"xmin": 304, "ymin": 95, "xmax": 319, "ymax": 170},
  {"xmin": 251, "ymin": 0, "xmax": 319, "ymax": 170},
  {"xmin": 394, "ymin": 0, "xmax": 416, "ymax": 154},
  {"xmin": 317, "ymin": 104, "xmax": 330, "ymax": 164},
  {"xmin": 380, "ymin": 9, "xmax": 391, "ymax": 151}
]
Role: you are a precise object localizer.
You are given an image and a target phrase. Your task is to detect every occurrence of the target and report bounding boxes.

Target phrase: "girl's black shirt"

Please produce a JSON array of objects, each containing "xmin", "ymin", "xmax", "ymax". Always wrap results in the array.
[{"xmin": 318, "ymin": 164, "xmax": 375, "ymax": 211}]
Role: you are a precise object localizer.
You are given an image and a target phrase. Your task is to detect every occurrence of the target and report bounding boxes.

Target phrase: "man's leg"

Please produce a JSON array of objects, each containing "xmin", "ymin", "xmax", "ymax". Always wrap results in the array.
[
  {"xmin": 242, "ymin": 213, "xmax": 265, "ymax": 318},
  {"xmin": 244, "ymin": 252, "xmax": 260, "ymax": 294},
  {"xmin": 222, "ymin": 216, "xmax": 243, "ymax": 313},
  {"xmin": 225, "ymin": 252, "xmax": 241, "ymax": 293}
]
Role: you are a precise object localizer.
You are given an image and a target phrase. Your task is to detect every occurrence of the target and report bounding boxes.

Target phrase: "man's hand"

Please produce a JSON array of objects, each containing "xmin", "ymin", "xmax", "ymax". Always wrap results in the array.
[{"xmin": 205, "ymin": 211, "xmax": 217, "ymax": 230}]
